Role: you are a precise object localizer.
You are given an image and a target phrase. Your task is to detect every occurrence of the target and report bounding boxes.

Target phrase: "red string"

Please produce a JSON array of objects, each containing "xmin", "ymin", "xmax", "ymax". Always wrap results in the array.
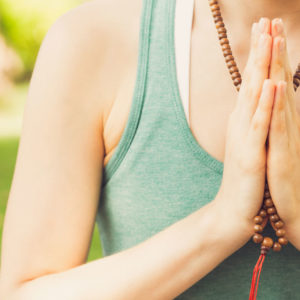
[{"xmin": 249, "ymin": 252, "xmax": 267, "ymax": 300}]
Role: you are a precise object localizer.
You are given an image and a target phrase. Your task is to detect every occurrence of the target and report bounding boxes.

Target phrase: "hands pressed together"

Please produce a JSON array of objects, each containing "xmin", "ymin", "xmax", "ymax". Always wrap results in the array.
[{"xmin": 217, "ymin": 17, "xmax": 300, "ymax": 250}]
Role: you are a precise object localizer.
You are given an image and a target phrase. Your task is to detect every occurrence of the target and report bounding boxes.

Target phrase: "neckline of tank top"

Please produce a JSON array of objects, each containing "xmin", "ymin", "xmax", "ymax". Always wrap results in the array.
[{"xmin": 170, "ymin": 0, "xmax": 224, "ymax": 173}]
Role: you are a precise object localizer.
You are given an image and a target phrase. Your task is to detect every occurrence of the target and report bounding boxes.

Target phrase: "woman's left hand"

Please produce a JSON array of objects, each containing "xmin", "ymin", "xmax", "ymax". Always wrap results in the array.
[{"xmin": 267, "ymin": 18, "xmax": 300, "ymax": 244}]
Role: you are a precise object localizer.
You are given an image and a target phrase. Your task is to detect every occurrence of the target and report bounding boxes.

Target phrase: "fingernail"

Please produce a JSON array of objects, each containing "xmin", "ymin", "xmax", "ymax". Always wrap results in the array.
[
  {"xmin": 275, "ymin": 18, "xmax": 283, "ymax": 34},
  {"xmin": 259, "ymin": 17, "xmax": 267, "ymax": 33}
]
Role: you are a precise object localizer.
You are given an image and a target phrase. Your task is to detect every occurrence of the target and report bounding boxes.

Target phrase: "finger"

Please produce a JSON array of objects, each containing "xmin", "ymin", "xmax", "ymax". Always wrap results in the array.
[
  {"xmin": 248, "ymin": 79, "xmax": 276, "ymax": 147},
  {"xmin": 271, "ymin": 19, "xmax": 296, "ymax": 109},
  {"xmin": 237, "ymin": 18, "xmax": 272, "ymax": 122},
  {"xmin": 270, "ymin": 19, "xmax": 293, "ymax": 88},
  {"xmin": 269, "ymin": 81, "xmax": 289, "ymax": 151},
  {"xmin": 279, "ymin": 36, "xmax": 298, "ymax": 124},
  {"xmin": 269, "ymin": 23, "xmax": 295, "ymax": 131}
]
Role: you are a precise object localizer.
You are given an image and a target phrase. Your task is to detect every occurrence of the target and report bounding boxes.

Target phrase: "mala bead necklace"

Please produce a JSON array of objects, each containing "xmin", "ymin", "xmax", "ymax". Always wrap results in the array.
[{"xmin": 207, "ymin": 0, "xmax": 299, "ymax": 299}]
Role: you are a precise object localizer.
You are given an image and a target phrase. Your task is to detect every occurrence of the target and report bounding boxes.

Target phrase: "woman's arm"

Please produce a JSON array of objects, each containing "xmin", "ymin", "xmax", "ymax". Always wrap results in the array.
[
  {"xmin": 0, "ymin": 2, "xmax": 258, "ymax": 299},
  {"xmin": 0, "ymin": 4, "xmax": 251, "ymax": 300},
  {"xmin": 1, "ymin": 195, "xmax": 252, "ymax": 300}
]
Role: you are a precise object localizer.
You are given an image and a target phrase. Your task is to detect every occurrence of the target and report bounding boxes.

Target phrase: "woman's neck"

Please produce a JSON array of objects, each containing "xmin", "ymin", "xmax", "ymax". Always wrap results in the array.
[{"xmin": 218, "ymin": 0, "xmax": 300, "ymax": 35}]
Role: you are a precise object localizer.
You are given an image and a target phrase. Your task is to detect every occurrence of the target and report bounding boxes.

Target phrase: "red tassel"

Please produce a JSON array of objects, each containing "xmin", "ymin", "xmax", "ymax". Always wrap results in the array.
[{"xmin": 249, "ymin": 247, "xmax": 269, "ymax": 300}]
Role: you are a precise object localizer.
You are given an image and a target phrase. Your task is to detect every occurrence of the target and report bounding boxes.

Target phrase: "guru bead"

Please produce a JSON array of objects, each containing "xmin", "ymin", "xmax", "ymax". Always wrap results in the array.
[{"xmin": 262, "ymin": 237, "xmax": 274, "ymax": 248}]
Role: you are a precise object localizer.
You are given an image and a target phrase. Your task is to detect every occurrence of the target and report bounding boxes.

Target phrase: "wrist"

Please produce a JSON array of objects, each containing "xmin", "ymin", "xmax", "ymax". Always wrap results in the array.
[{"xmin": 209, "ymin": 196, "xmax": 253, "ymax": 247}]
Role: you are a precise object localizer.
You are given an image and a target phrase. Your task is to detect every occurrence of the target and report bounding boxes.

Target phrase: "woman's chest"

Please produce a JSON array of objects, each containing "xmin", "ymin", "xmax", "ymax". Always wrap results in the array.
[{"xmin": 102, "ymin": 13, "xmax": 300, "ymax": 169}]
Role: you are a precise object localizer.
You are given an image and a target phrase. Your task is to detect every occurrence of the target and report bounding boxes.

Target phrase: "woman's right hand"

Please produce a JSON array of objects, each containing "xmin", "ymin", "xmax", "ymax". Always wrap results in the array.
[{"xmin": 214, "ymin": 17, "xmax": 275, "ymax": 231}]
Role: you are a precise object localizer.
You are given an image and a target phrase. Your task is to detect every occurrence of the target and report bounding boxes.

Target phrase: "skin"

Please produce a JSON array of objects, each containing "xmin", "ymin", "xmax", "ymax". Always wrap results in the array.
[
  {"xmin": 0, "ymin": 0, "xmax": 299, "ymax": 298},
  {"xmin": 266, "ymin": 18, "xmax": 300, "ymax": 247}
]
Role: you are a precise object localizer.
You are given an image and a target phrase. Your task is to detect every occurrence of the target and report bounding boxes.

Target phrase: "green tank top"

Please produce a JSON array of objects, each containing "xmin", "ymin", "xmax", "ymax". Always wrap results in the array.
[{"xmin": 96, "ymin": 1, "xmax": 300, "ymax": 298}]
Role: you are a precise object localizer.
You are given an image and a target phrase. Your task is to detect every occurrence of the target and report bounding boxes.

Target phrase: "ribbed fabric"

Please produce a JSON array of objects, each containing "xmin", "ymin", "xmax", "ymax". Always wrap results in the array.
[{"xmin": 96, "ymin": 1, "xmax": 300, "ymax": 299}]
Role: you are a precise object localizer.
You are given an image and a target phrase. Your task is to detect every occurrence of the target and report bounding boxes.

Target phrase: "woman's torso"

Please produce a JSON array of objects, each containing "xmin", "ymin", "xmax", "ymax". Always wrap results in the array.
[
  {"xmin": 93, "ymin": 0, "xmax": 300, "ymax": 299},
  {"xmin": 101, "ymin": 0, "xmax": 300, "ymax": 168},
  {"xmin": 103, "ymin": 0, "xmax": 242, "ymax": 168}
]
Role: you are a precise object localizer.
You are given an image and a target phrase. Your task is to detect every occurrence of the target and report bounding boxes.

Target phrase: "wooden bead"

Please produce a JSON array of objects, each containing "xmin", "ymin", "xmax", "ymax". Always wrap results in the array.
[
  {"xmin": 293, "ymin": 78, "xmax": 300, "ymax": 85},
  {"xmin": 220, "ymin": 38, "xmax": 229, "ymax": 45},
  {"xmin": 214, "ymin": 16, "xmax": 223, "ymax": 23},
  {"xmin": 254, "ymin": 224, "xmax": 263, "ymax": 233},
  {"xmin": 267, "ymin": 207, "xmax": 276, "ymax": 215},
  {"xmin": 294, "ymin": 73, "xmax": 300, "ymax": 81},
  {"xmin": 217, "ymin": 27, "xmax": 227, "ymax": 34},
  {"xmin": 218, "ymin": 32, "xmax": 227, "ymax": 39},
  {"xmin": 212, "ymin": 10, "xmax": 221, "ymax": 18},
  {"xmin": 270, "ymin": 214, "xmax": 279, "ymax": 222},
  {"xmin": 221, "ymin": 44, "xmax": 231, "ymax": 51},
  {"xmin": 264, "ymin": 190, "xmax": 271, "ymax": 199},
  {"xmin": 253, "ymin": 233, "xmax": 263, "ymax": 244},
  {"xmin": 254, "ymin": 216, "xmax": 263, "ymax": 224},
  {"xmin": 264, "ymin": 198, "xmax": 273, "ymax": 207},
  {"xmin": 262, "ymin": 237, "xmax": 274, "ymax": 248},
  {"xmin": 210, "ymin": 4, "xmax": 220, "ymax": 12},
  {"xmin": 233, "ymin": 77, "xmax": 242, "ymax": 86},
  {"xmin": 276, "ymin": 228, "xmax": 286, "ymax": 237},
  {"xmin": 259, "ymin": 209, "xmax": 267, "ymax": 218},
  {"xmin": 273, "ymin": 242, "xmax": 282, "ymax": 252},
  {"xmin": 227, "ymin": 61, "xmax": 236, "ymax": 69},
  {"xmin": 275, "ymin": 220, "xmax": 284, "ymax": 229},
  {"xmin": 278, "ymin": 237, "xmax": 289, "ymax": 245},
  {"xmin": 223, "ymin": 49, "xmax": 232, "ymax": 56},
  {"xmin": 231, "ymin": 72, "xmax": 240, "ymax": 80},
  {"xmin": 216, "ymin": 21, "xmax": 225, "ymax": 29},
  {"xmin": 225, "ymin": 55, "xmax": 234, "ymax": 62},
  {"xmin": 209, "ymin": 0, "xmax": 218, "ymax": 5},
  {"xmin": 229, "ymin": 66, "xmax": 238, "ymax": 74}
]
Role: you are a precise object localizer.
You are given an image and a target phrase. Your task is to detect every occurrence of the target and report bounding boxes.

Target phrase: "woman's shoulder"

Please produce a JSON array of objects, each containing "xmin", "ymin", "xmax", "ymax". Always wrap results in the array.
[
  {"xmin": 42, "ymin": 0, "xmax": 142, "ymax": 65},
  {"xmin": 34, "ymin": 0, "xmax": 142, "ymax": 118}
]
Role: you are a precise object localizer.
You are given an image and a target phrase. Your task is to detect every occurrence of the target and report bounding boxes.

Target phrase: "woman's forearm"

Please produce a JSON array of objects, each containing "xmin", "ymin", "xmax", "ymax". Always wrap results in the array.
[{"xmin": 4, "ymin": 194, "xmax": 253, "ymax": 300}]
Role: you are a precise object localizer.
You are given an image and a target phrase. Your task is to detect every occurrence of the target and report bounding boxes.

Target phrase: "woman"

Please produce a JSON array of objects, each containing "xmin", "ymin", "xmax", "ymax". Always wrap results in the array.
[{"xmin": 1, "ymin": 0, "xmax": 300, "ymax": 298}]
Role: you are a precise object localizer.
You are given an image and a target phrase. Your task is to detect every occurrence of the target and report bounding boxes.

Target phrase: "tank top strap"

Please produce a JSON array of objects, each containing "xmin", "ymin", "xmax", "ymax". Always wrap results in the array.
[{"xmin": 102, "ymin": 0, "xmax": 223, "ymax": 187}]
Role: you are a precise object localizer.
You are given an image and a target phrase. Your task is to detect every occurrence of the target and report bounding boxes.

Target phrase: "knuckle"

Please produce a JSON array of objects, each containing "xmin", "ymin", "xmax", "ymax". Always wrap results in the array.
[
  {"xmin": 251, "ymin": 118, "xmax": 263, "ymax": 131},
  {"xmin": 237, "ymin": 149, "xmax": 265, "ymax": 174}
]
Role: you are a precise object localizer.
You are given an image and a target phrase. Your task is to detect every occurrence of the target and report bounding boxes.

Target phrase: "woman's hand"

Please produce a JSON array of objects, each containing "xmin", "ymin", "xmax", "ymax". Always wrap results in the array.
[
  {"xmin": 215, "ymin": 18, "xmax": 275, "ymax": 230},
  {"xmin": 266, "ymin": 18, "xmax": 300, "ymax": 242}
]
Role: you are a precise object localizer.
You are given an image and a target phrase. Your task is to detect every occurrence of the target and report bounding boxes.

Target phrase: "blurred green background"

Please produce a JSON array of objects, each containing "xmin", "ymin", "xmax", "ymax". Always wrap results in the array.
[{"xmin": 0, "ymin": 0, "xmax": 103, "ymax": 263}]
